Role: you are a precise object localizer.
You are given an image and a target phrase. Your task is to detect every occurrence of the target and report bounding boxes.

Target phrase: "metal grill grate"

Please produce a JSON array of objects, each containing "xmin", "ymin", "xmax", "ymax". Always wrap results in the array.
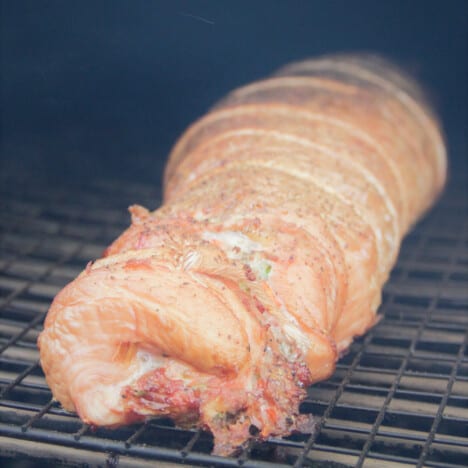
[{"xmin": 0, "ymin": 169, "xmax": 467, "ymax": 467}]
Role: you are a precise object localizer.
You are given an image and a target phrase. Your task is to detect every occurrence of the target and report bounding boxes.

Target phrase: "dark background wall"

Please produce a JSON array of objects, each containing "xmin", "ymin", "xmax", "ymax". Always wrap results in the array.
[{"xmin": 1, "ymin": 0, "xmax": 467, "ymax": 185}]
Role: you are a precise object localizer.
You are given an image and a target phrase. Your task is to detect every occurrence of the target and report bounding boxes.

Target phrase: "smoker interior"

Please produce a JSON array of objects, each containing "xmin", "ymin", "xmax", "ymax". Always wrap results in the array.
[{"xmin": 0, "ymin": 162, "xmax": 467, "ymax": 467}]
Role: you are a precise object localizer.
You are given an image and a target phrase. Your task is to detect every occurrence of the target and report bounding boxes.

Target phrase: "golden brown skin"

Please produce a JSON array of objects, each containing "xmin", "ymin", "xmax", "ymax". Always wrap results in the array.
[{"xmin": 38, "ymin": 54, "xmax": 446, "ymax": 455}]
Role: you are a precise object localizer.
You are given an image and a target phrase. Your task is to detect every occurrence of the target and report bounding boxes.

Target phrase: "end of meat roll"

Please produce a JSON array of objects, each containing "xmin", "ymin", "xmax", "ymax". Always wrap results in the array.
[{"xmin": 38, "ymin": 210, "xmax": 335, "ymax": 454}]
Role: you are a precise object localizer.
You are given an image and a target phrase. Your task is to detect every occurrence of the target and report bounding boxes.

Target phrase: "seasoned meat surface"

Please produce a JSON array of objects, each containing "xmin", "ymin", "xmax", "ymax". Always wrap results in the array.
[{"xmin": 38, "ymin": 54, "xmax": 446, "ymax": 454}]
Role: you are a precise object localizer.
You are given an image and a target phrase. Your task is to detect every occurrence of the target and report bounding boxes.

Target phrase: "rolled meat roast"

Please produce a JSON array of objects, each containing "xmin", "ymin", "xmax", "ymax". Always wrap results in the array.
[{"xmin": 38, "ymin": 54, "xmax": 447, "ymax": 454}]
